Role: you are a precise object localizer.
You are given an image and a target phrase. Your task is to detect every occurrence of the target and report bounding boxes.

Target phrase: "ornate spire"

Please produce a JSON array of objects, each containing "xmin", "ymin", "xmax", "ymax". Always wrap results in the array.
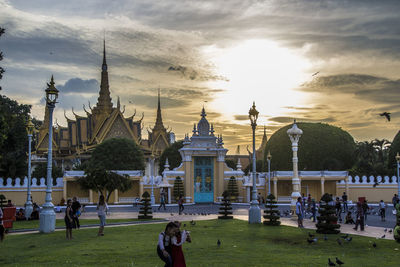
[
  {"xmin": 95, "ymin": 39, "xmax": 113, "ymax": 113},
  {"xmin": 197, "ymin": 107, "xmax": 210, "ymax": 136},
  {"xmin": 259, "ymin": 125, "xmax": 268, "ymax": 150},
  {"xmin": 153, "ymin": 88, "xmax": 166, "ymax": 131}
]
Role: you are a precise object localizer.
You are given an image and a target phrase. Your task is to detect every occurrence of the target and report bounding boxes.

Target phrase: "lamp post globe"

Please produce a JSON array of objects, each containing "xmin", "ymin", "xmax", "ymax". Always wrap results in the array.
[
  {"xmin": 287, "ymin": 120, "xmax": 303, "ymax": 215},
  {"xmin": 248, "ymin": 102, "xmax": 261, "ymax": 224},
  {"xmin": 396, "ymin": 152, "xmax": 400, "ymax": 197},
  {"xmin": 267, "ymin": 151, "xmax": 272, "ymax": 196},
  {"xmin": 25, "ymin": 118, "xmax": 35, "ymax": 219},
  {"xmin": 39, "ymin": 75, "xmax": 58, "ymax": 233}
]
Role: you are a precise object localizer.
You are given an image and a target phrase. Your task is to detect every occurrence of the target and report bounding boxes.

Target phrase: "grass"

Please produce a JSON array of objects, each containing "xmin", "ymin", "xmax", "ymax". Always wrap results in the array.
[
  {"xmin": 10, "ymin": 218, "xmax": 156, "ymax": 230},
  {"xmin": 0, "ymin": 219, "xmax": 399, "ymax": 267}
]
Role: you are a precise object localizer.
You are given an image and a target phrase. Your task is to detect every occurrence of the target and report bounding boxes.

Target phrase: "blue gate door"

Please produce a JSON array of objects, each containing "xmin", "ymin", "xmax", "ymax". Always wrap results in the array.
[{"xmin": 194, "ymin": 157, "xmax": 214, "ymax": 203}]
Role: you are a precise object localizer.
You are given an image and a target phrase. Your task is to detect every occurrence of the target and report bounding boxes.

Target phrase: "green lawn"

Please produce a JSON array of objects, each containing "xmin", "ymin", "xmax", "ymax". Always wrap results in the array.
[
  {"xmin": 10, "ymin": 218, "xmax": 155, "ymax": 230},
  {"xmin": 1, "ymin": 219, "xmax": 399, "ymax": 267}
]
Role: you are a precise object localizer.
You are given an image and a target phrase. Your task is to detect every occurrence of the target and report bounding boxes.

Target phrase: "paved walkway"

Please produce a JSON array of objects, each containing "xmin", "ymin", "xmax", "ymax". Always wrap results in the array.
[{"xmin": 9, "ymin": 210, "xmax": 395, "ymax": 241}]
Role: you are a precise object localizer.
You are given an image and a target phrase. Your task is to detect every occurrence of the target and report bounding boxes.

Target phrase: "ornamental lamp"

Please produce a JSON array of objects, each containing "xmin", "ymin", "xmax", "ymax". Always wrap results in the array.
[
  {"xmin": 248, "ymin": 101, "xmax": 259, "ymax": 127},
  {"xmin": 396, "ymin": 152, "xmax": 400, "ymax": 163},
  {"xmin": 26, "ymin": 118, "xmax": 35, "ymax": 135},
  {"xmin": 267, "ymin": 151, "xmax": 272, "ymax": 161},
  {"xmin": 45, "ymin": 75, "xmax": 59, "ymax": 105}
]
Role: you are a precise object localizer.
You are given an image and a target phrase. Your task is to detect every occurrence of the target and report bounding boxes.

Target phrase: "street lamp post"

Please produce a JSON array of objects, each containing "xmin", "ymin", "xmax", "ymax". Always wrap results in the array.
[
  {"xmin": 396, "ymin": 152, "xmax": 400, "ymax": 197},
  {"xmin": 25, "ymin": 118, "xmax": 35, "ymax": 219},
  {"xmin": 248, "ymin": 102, "xmax": 261, "ymax": 224},
  {"xmin": 39, "ymin": 75, "xmax": 58, "ymax": 233},
  {"xmin": 267, "ymin": 151, "xmax": 272, "ymax": 196},
  {"xmin": 150, "ymin": 155, "xmax": 156, "ymax": 205},
  {"xmin": 287, "ymin": 120, "xmax": 303, "ymax": 215}
]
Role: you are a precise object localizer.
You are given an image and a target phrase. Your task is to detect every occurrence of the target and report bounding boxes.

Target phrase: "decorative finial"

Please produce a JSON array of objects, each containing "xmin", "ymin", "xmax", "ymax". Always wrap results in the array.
[{"xmin": 117, "ymin": 96, "xmax": 121, "ymax": 110}]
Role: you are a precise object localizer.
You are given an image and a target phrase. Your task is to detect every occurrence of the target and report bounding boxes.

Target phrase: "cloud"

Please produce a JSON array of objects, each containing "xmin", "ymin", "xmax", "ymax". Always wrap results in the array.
[
  {"xmin": 234, "ymin": 115, "xmax": 248, "ymax": 121},
  {"xmin": 269, "ymin": 116, "xmax": 336, "ymax": 124},
  {"xmin": 57, "ymin": 78, "xmax": 99, "ymax": 93}
]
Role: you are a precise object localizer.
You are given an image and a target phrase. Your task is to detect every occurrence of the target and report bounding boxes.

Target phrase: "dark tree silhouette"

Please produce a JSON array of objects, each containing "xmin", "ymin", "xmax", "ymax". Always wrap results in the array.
[
  {"xmin": 218, "ymin": 191, "xmax": 233, "ymax": 219},
  {"xmin": 263, "ymin": 194, "xmax": 281, "ymax": 226},
  {"xmin": 316, "ymin": 193, "xmax": 340, "ymax": 234},
  {"xmin": 138, "ymin": 191, "xmax": 153, "ymax": 219}
]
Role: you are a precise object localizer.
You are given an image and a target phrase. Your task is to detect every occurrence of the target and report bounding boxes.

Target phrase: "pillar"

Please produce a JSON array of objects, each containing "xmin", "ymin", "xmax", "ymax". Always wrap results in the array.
[
  {"xmin": 345, "ymin": 176, "xmax": 349, "ymax": 195},
  {"xmin": 114, "ymin": 189, "xmax": 119, "ymax": 204},
  {"xmin": 89, "ymin": 189, "xmax": 93, "ymax": 204},
  {"xmin": 321, "ymin": 177, "xmax": 325, "ymax": 196},
  {"xmin": 246, "ymin": 186, "xmax": 251, "ymax": 203},
  {"xmin": 217, "ymin": 159, "xmax": 224, "ymax": 202},
  {"xmin": 63, "ymin": 179, "xmax": 67, "ymax": 200},
  {"xmin": 273, "ymin": 178, "xmax": 278, "ymax": 198},
  {"xmin": 139, "ymin": 181, "xmax": 144, "ymax": 198},
  {"xmin": 168, "ymin": 187, "xmax": 171, "ymax": 204},
  {"xmin": 184, "ymin": 160, "xmax": 192, "ymax": 203}
]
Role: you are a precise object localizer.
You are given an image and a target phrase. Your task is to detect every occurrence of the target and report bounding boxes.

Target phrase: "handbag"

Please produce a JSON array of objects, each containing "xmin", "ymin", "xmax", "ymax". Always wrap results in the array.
[{"xmin": 76, "ymin": 210, "xmax": 81, "ymax": 217}]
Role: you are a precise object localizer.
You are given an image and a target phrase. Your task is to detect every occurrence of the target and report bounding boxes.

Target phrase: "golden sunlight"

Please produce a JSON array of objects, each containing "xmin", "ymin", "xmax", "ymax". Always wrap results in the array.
[{"xmin": 205, "ymin": 39, "xmax": 312, "ymax": 124}]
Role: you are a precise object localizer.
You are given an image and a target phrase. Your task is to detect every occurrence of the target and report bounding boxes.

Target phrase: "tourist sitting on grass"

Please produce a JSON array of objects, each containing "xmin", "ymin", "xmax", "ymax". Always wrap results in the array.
[
  {"xmin": 65, "ymin": 199, "xmax": 75, "ymax": 240},
  {"xmin": 16, "ymin": 208, "xmax": 26, "ymax": 221},
  {"xmin": 30, "ymin": 203, "xmax": 39, "ymax": 220},
  {"xmin": 6, "ymin": 200, "xmax": 14, "ymax": 207},
  {"xmin": 345, "ymin": 212, "xmax": 355, "ymax": 224},
  {"xmin": 171, "ymin": 221, "xmax": 191, "ymax": 267},
  {"xmin": 157, "ymin": 222, "xmax": 177, "ymax": 267}
]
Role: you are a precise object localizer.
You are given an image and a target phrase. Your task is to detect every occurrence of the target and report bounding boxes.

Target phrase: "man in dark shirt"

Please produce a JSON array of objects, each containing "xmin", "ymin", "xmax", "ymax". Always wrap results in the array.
[{"xmin": 72, "ymin": 196, "xmax": 81, "ymax": 229}]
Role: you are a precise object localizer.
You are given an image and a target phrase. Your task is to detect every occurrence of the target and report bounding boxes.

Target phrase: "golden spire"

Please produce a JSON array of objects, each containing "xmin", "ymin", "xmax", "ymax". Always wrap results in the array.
[{"xmin": 95, "ymin": 39, "xmax": 113, "ymax": 113}]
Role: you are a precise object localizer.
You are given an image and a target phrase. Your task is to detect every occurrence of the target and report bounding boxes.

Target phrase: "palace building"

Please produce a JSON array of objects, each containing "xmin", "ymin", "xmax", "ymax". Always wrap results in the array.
[{"xmin": 34, "ymin": 41, "xmax": 172, "ymax": 168}]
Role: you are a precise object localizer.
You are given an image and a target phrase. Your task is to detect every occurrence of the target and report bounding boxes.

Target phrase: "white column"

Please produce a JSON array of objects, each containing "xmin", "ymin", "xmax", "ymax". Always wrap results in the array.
[
  {"xmin": 114, "ymin": 189, "xmax": 119, "ymax": 204},
  {"xmin": 321, "ymin": 177, "xmax": 325, "ymax": 196},
  {"xmin": 168, "ymin": 187, "xmax": 171, "ymax": 204},
  {"xmin": 273, "ymin": 178, "xmax": 278, "ymax": 197},
  {"xmin": 246, "ymin": 186, "xmax": 251, "ymax": 203}
]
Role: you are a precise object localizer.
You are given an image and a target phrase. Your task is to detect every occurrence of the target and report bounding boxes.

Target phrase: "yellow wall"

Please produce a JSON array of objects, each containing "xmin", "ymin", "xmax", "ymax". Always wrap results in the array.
[
  {"xmin": 337, "ymin": 186, "xmax": 397, "ymax": 203},
  {"xmin": 66, "ymin": 181, "xmax": 89, "ymax": 198},
  {"xmin": 0, "ymin": 190, "xmax": 63, "ymax": 206}
]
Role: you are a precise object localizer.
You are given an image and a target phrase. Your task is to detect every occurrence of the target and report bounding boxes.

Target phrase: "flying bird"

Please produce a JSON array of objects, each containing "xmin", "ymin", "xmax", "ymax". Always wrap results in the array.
[
  {"xmin": 328, "ymin": 258, "xmax": 336, "ymax": 266},
  {"xmin": 336, "ymin": 257, "xmax": 344, "ymax": 266},
  {"xmin": 217, "ymin": 239, "xmax": 221, "ymax": 247},
  {"xmin": 379, "ymin": 112, "xmax": 391, "ymax": 122},
  {"xmin": 312, "ymin": 71, "xmax": 320, "ymax": 76}
]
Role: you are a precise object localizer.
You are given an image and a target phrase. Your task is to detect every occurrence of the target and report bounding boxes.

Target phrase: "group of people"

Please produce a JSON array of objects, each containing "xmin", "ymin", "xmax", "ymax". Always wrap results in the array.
[
  {"xmin": 157, "ymin": 221, "xmax": 191, "ymax": 267},
  {"xmin": 64, "ymin": 195, "xmax": 108, "ymax": 239},
  {"xmin": 158, "ymin": 190, "xmax": 185, "ymax": 216},
  {"xmin": 295, "ymin": 194, "xmax": 318, "ymax": 227}
]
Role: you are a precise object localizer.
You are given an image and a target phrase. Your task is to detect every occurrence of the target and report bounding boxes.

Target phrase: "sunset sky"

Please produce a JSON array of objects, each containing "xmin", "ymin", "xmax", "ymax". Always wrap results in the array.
[{"xmin": 1, "ymin": 0, "xmax": 399, "ymax": 153}]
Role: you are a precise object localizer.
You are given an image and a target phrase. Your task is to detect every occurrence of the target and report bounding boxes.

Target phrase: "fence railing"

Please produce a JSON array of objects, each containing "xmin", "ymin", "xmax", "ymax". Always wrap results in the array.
[{"xmin": 0, "ymin": 177, "xmax": 64, "ymax": 188}]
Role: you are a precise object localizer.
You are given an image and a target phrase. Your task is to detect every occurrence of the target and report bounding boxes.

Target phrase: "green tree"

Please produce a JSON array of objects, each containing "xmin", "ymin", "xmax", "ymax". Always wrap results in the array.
[
  {"xmin": 89, "ymin": 138, "xmax": 145, "ymax": 170},
  {"xmin": 0, "ymin": 95, "xmax": 31, "ymax": 178},
  {"xmin": 244, "ymin": 159, "xmax": 264, "ymax": 175},
  {"xmin": 263, "ymin": 194, "xmax": 280, "ymax": 226},
  {"xmin": 173, "ymin": 176, "xmax": 184, "ymax": 201},
  {"xmin": 77, "ymin": 167, "xmax": 132, "ymax": 203},
  {"xmin": 316, "ymin": 193, "xmax": 340, "ymax": 234},
  {"xmin": 32, "ymin": 162, "xmax": 63, "ymax": 181},
  {"xmin": 227, "ymin": 176, "xmax": 239, "ymax": 201},
  {"xmin": 388, "ymin": 131, "xmax": 400, "ymax": 171},
  {"xmin": 0, "ymin": 27, "xmax": 5, "ymax": 90},
  {"xmin": 264, "ymin": 122, "xmax": 356, "ymax": 171},
  {"xmin": 138, "ymin": 191, "xmax": 153, "ymax": 219},
  {"xmin": 159, "ymin": 141, "xmax": 183, "ymax": 175}
]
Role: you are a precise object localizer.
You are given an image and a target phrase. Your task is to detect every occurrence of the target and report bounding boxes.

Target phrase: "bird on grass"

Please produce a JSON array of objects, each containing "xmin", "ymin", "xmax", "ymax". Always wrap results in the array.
[
  {"xmin": 341, "ymin": 234, "xmax": 349, "ymax": 239},
  {"xmin": 324, "ymin": 235, "xmax": 328, "ymax": 241},
  {"xmin": 336, "ymin": 257, "xmax": 344, "ymax": 266},
  {"xmin": 183, "ymin": 224, "xmax": 186, "ymax": 228},
  {"xmin": 379, "ymin": 112, "xmax": 391, "ymax": 122},
  {"xmin": 336, "ymin": 238, "xmax": 343, "ymax": 246},
  {"xmin": 307, "ymin": 238, "xmax": 317, "ymax": 244},
  {"xmin": 345, "ymin": 237, "xmax": 352, "ymax": 242},
  {"xmin": 373, "ymin": 242, "xmax": 377, "ymax": 248},
  {"xmin": 328, "ymin": 258, "xmax": 336, "ymax": 266},
  {"xmin": 381, "ymin": 234, "xmax": 386, "ymax": 239},
  {"xmin": 308, "ymin": 232, "xmax": 315, "ymax": 238},
  {"xmin": 217, "ymin": 239, "xmax": 221, "ymax": 247},
  {"xmin": 389, "ymin": 229, "xmax": 393, "ymax": 233},
  {"xmin": 190, "ymin": 220, "xmax": 196, "ymax": 226}
]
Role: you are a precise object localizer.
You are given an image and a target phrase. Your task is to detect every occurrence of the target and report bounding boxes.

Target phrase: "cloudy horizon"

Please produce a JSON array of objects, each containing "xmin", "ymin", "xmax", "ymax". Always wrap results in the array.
[{"xmin": 1, "ymin": 0, "xmax": 399, "ymax": 153}]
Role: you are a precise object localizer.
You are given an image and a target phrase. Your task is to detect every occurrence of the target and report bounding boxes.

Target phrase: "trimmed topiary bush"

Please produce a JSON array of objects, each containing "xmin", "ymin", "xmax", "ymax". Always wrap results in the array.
[
  {"xmin": 173, "ymin": 176, "xmax": 184, "ymax": 201},
  {"xmin": 227, "ymin": 176, "xmax": 239, "ymax": 202},
  {"xmin": 218, "ymin": 191, "xmax": 233, "ymax": 219},
  {"xmin": 138, "ymin": 191, "xmax": 153, "ymax": 219},
  {"xmin": 263, "ymin": 194, "xmax": 281, "ymax": 226},
  {"xmin": 316, "ymin": 193, "xmax": 340, "ymax": 234}
]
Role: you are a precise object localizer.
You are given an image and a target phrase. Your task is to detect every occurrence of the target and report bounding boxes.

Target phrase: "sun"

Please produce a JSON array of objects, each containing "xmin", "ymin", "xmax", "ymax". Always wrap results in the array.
[{"xmin": 204, "ymin": 39, "xmax": 312, "ymax": 124}]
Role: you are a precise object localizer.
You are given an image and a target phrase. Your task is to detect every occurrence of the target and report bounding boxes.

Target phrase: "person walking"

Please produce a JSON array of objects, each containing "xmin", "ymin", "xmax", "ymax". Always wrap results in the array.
[
  {"xmin": 392, "ymin": 194, "xmax": 399, "ymax": 207},
  {"xmin": 159, "ymin": 190, "xmax": 167, "ymax": 211},
  {"xmin": 362, "ymin": 200, "xmax": 369, "ymax": 222},
  {"xmin": 311, "ymin": 199, "xmax": 317, "ymax": 222},
  {"xmin": 178, "ymin": 195, "xmax": 184, "ymax": 215},
  {"xmin": 72, "ymin": 196, "xmax": 81, "ymax": 229},
  {"xmin": 64, "ymin": 199, "xmax": 75, "ymax": 240},
  {"xmin": 342, "ymin": 192, "xmax": 348, "ymax": 213},
  {"xmin": 353, "ymin": 202, "xmax": 365, "ymax": 231},
  {"xmin": 296, "ymin": 197, "xmax": 304, "ymax": 228},
  {"xmin": 97, "ymin": 195, "xmax": 108, "ymax": 236},
  {"xmin": 379, "ymin": 200, "xmax": 386, "ymax": 222}
]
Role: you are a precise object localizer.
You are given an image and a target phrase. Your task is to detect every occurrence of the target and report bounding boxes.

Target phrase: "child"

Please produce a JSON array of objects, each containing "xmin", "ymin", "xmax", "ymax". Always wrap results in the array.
[
  {"xmin": 171, "ymin": 221, "xmax": 191, "ymax": 267},
  {"xmin": 345, "ymin": 212, "xmax": 355, "ymax": 224},
  {"xmin": 157, "ymin": 222, "xmax": 178, "ymax": 267},
  {"xmin": 64, "ymin": 199, "xmax": 75, "ymax": 240}
]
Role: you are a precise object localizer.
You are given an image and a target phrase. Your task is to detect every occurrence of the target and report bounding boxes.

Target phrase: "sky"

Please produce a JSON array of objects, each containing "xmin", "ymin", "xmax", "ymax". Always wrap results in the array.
[{"xmin": 1, "ymin": 0, "xmax": 400, "ymax": 153}]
